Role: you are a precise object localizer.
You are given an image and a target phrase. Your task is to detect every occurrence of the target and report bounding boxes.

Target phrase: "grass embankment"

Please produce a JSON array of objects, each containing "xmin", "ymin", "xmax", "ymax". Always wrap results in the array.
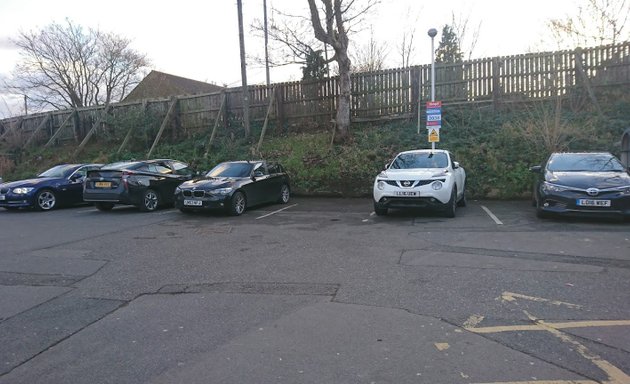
[{"xmin": 2, "ymin": 97, "xmax": 629, "ymax": 199}]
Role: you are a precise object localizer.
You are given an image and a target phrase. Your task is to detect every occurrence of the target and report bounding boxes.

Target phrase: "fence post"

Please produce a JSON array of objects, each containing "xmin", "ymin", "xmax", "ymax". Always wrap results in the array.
[
  {"xmin": 275, "ymin": 85, "xmax": 285, "ymax": 133},
  {"xmin": 492, "ymin": 57, "xmax": 501, "ymax": 111},
  {"xmin": 411, "ymin": 67, "xmax": 420, "ymax": 133},
  {"xmin": 574, "ymin": 47, "xmax": 602, "ymax": 115}
]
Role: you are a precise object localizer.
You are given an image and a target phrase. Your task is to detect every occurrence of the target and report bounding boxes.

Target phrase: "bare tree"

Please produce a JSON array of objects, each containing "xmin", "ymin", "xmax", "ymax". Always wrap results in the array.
[
  {"xmin": 393, "ymin": 5, "xmax": 424, "ymax": 68},
  {"xmin": 306, "ymin": 0, "xmax": 378, "ymax": 143},
  {"xmin": 351, "ymin": 27, "xmax": 388, "ymax": 72},
  {"xmin": 6, "ymin": 19, "xmax": 149, "ymax": 112},
  {"xmin": 251, "ymin": 10, "xmax": 325, "ymax": 72},
  {"xmin": 449, "ymin": 11, "xmax": 481, "ymax": 61},
  {"xmin": 548, "ymin": 0, "xmax": 630, "ymax": 48}
]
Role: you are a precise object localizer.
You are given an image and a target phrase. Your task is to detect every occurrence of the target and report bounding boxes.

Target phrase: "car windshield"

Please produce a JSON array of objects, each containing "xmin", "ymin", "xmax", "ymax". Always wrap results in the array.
[
  {"xmin": 390, "ymin": 152, "xmax": 448, "ymax": 169},
  {"xmin": 207, "ymin": 162, "xmax": 254, "ymax": 178},
  {"xmin": 547, "ymin": 153, "xmax": 625, "ymax": 172},
  {"xmin": 38, "ymin": 164, "xmax": 76, "ymax": 178}
]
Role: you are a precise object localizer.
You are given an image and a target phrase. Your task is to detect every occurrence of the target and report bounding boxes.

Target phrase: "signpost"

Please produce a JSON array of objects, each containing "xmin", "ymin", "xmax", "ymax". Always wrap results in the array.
[{"xmin": 426, "ymin": 101, "xmax": 441, "ymax": 147}]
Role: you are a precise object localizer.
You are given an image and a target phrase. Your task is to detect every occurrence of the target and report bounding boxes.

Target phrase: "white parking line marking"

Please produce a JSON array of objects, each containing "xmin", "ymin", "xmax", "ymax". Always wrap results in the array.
[
  {"xmin": 255, "ymin": 204, "xmax": 298, "ymax": 220},
  {"xmin": 480, "ymin": 205, "xmax": 503, "ymax": 225}
]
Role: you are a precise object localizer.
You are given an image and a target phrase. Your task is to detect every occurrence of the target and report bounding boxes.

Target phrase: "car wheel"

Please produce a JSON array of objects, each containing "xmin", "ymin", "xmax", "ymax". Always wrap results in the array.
[
  {"xmin": 228, "ymin": 191, "xmax": 246, "ymax": 216},
  {"xmin": 95, "ymin": 202, "xmax": 115, "ymax": 211},
  {"xmin": 278, "ymin": 184, "xmax": 290, "ymax": 204},
  {"xmin": 444, "ymin": 187, "xmax": 457, "ymax": 218},
  {"xmin": 457, "ymin": 186, "xmax": 467, "ymax": 207},
  {"xmin": 373, "ymin": 201, "xmax": 388, "ymax": 216},
  {"xmin": 139, "ymin": 189, "xmax": 160, "ymax": 212},
  {"xmin": 36, "ymin": 189, "xmax": 56, "ymax": 211}
]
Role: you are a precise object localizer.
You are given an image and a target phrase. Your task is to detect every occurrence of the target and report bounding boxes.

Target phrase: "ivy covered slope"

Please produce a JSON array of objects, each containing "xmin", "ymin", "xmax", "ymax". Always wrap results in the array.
[{"xmin": 3, "ymin": 97, "xmax": 629, "ymax": 199}]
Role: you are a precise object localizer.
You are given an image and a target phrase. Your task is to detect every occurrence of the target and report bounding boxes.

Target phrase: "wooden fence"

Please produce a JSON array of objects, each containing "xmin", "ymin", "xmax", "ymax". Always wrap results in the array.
[{"xmin": 1, "ymin": 41, "xmax": 629, "ymax": 152}]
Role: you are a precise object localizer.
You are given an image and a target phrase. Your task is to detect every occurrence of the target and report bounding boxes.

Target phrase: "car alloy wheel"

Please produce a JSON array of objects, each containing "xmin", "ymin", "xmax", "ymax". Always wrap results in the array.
[
  {"xmin": 444, "ymin": 187, "xmax": 457, "ymax": 218},
  {"xmin": 279, "ymin": 184, "xmax": 290, "ymax": 204},
  {"xmin": 457, "ymin": 187, "xmax": 467, "ymax": 207},
  {"xmin": 140, "ymin": 189, "xmax": 159, "ymax": 212},
  {"xmin": 229, "ymin": 191, "xmax": 246, "ymax": 216},
  {"xmin": 36, "ymin": 189, "xmax": 56, "ymax": 211}
]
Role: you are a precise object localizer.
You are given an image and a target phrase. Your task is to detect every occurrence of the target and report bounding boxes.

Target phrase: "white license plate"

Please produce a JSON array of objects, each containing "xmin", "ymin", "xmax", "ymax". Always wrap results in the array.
[
  {"xmin": 395, "ymin": 191, "xmax": 418, "ymax": 197},
  {"xmin": 0, "ymin": 195, "xmax": 5, "ymax": 201},
  {"xmin": 184, "ymin": 199, "xmax": 203, "ymax": 206},
  {"xmin": 577, "ymin": 199, "xmax": 611, "ymax": 207}
]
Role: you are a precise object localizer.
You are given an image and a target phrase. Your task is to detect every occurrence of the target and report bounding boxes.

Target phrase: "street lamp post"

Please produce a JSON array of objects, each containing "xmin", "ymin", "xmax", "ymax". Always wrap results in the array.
[{"xmin": 428, "ymin": 28, "xmax": 437, "ymax": 150}]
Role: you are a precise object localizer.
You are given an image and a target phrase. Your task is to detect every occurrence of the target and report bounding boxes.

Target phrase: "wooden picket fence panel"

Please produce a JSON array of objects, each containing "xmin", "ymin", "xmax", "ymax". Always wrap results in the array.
[{"xmin": 1, "ymin": 42, "xmax": 629, "ymax": 149}]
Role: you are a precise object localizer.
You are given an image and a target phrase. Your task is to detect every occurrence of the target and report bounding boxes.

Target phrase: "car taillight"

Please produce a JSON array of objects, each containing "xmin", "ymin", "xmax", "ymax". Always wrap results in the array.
[{"xmin": 121, "ymin": 171, "xmax": 134, "ymax": 190}]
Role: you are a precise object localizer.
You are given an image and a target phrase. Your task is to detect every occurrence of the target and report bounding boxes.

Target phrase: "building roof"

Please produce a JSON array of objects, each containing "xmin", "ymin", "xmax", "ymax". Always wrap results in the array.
[{"xmin": 123, "ymin": 70, "xmax": 224, "ymax": 102}]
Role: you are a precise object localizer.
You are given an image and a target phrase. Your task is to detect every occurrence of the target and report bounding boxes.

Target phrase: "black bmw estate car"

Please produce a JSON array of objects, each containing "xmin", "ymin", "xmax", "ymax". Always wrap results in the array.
[
  {"xmin": 83, "ymin": 159, "xmax": 194, "ymax": 212},
  {"xmin": 175, "ymin": 161, "xmax": 290, "ymax": 216},
  {"xmin": 530, "ymin": 152, "xmax": 630, "ymax": 219}
]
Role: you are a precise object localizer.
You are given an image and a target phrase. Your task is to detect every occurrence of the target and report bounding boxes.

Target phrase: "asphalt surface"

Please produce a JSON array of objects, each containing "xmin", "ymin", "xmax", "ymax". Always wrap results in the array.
[{"xmin": 0, "ymin": 198, "xmax": 629, "ymax": 384}]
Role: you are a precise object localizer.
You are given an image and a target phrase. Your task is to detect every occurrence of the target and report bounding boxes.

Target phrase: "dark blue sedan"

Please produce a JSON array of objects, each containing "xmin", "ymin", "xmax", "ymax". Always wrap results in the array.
[{"xmin": 0, "ymin": 163, "xmax": 102, "ymax": 211}]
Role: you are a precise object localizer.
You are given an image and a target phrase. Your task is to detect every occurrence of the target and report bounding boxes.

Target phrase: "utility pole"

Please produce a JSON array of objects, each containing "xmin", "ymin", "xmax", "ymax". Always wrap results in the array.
[
  {"xmin": 237, "ymin": 0, "xmax": 250, "ymax": 137},
  {"xmin": 263, "ymin": 0, "xmax": 270, "ymax": 86}
]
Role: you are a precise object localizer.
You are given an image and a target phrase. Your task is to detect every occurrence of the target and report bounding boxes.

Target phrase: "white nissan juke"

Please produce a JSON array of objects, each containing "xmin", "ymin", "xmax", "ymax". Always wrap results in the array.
[{"xmin": 373, "ymin": 149, "xmax": 466, "ymax": 217}]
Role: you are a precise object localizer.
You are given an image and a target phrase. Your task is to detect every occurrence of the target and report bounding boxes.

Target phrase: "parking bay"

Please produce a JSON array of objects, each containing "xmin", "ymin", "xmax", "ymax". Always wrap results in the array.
[{"xmin": 0, "ymin": 198, "xmax": 629, "ymax": 383}]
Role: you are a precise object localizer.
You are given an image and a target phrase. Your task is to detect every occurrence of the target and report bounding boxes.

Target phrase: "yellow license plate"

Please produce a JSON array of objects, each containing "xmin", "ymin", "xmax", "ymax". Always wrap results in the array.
[{"xmin": 95, "ymin": 181, "xmax": 111, "ymax": 188}]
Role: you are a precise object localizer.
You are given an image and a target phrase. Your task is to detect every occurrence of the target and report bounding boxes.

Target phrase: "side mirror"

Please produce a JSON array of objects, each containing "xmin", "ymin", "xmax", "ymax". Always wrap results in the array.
[
  {"xmin": 453, "ymin": 161, "xmax": 460, "ymax": 169},
  {"xmin": 383, "ymin": 162, "xmax": 390, "ymax": 170},
  {"xmin": 529, "ymin": 165, "xmax": 542, "ymax": 173}
]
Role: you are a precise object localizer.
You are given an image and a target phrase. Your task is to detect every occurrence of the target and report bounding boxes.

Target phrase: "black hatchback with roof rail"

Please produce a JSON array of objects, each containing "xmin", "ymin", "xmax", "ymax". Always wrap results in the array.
[{"xmin": 83, "ymin": 159, "xmax": 194, "ymax": 212}]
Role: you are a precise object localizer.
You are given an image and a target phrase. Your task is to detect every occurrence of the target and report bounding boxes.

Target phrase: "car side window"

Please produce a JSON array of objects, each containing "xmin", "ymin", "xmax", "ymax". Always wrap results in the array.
[
  {"xmin": 268, "ymin": 164, "xmax": 283, "ymax": 174},
  {"xmin": 253, "ymin": 163, "xmax": 269, "ymax": 177},
  {"xmin": 146, "ymin": 164, "xmax": 171, "ymax": 174},
  {"xmin": 71, "ymin": 167, "xmax": 87, "ymax": 180}
]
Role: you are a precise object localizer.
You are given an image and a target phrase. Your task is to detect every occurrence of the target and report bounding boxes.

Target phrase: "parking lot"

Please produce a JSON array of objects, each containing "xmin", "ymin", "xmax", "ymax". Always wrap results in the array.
[{"xmin": 1, "ymin": 198, "xmax": 629, "ymax": 384}]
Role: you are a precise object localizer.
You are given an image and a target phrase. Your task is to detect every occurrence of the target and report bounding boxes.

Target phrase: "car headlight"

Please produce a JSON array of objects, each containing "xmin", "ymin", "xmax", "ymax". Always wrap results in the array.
[
  {"xmin": 175, "ymin": 186, "xmax": 182, "ymax": 194},
  {"xmin": 376, "ymin": 180, "xmax": 386, "ymax": 190},
  {"xmin": 210, "ymin": 187, "xmax": 233, "ymax": 195},
  {"xmin": 619, "ymin": 186, "xmax": 630, "ymax": 195},
  {"xmin": 13, "ymin": 187, "xmax": 34, "ymax": 194},
  {"xmin": 431, "ymin": 181, "xmax": 443, "ymax": 190},
  {"xmin": 431, "ymin": 170, "xmax": 448, "ymax": 177},
  {"xmin": 542, "ymin": 182, "xmax": 567, "ymax": 193}
]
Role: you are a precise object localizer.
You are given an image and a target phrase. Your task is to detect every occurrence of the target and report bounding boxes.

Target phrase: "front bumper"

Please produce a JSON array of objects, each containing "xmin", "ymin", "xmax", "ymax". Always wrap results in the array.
[
  {"xmin": 174, "ymin": 192, "xmax": 231, "ymax": 211},
  {"xmin": 0, "ymin": 191, "xmax": 36, "ymax": 208},
  {"xmin": 537, "ymin": 189, "xmax": 630, "ymax": 218},
  {"xmin": 373, "ymin": 178, "xmax": 452, "ymax": 210}
]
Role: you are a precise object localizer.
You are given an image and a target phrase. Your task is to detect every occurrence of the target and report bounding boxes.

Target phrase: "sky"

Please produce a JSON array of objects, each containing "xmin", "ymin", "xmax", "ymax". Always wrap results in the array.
[{"xmin": 0, "ymin": 0, "xmax": 578, "ymax": 118}]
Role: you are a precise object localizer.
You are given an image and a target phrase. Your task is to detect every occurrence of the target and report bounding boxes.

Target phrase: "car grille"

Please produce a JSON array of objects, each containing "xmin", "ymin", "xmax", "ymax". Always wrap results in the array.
[
  {"xmin": 182, "ymin": 190, "xmax": 205, "ymax": 198},
  {"xmin": 0, "ymin": 188, "xmax": 8, "ymax": 194}
]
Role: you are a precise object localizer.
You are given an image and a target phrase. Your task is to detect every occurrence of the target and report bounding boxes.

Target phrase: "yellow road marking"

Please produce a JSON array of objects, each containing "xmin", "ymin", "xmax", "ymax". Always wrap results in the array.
[
  {"xmin": 524, "ymin": 311, "xmax": 630, "ymax": 384},
  {"xmin": 434, "ymin": 342, "xmax": 450, "ymax": 351},
  {"xmin": 499, "ymin": 292, "xmax": 582, "ymax": 309},
  {"xmin": 466, "ymin": 319, "xmax": 630, "ymax": 334},
  {"xmin": 464, "ymin": 314, "xmax": 485, "ymax": 328}
]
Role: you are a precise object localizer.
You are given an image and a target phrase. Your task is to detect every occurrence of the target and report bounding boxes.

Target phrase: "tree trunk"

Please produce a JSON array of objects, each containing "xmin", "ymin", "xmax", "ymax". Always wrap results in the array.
[{"xmin": 335, "ymin": 53, "xmax": 352, "ymax": 143}]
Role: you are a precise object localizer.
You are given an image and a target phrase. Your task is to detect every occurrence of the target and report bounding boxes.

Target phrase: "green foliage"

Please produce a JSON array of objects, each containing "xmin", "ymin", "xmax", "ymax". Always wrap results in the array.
[
  {"xmin": 302, "ymin": 48, "xmax": 327, "ymax": 81},
  {"xmin": 2, "ymin": 95, "xmax": 629, "ymax": 199},
  {"xmin": 435, "ymin": 25, "xmax": 463, "ymax": 64}
]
